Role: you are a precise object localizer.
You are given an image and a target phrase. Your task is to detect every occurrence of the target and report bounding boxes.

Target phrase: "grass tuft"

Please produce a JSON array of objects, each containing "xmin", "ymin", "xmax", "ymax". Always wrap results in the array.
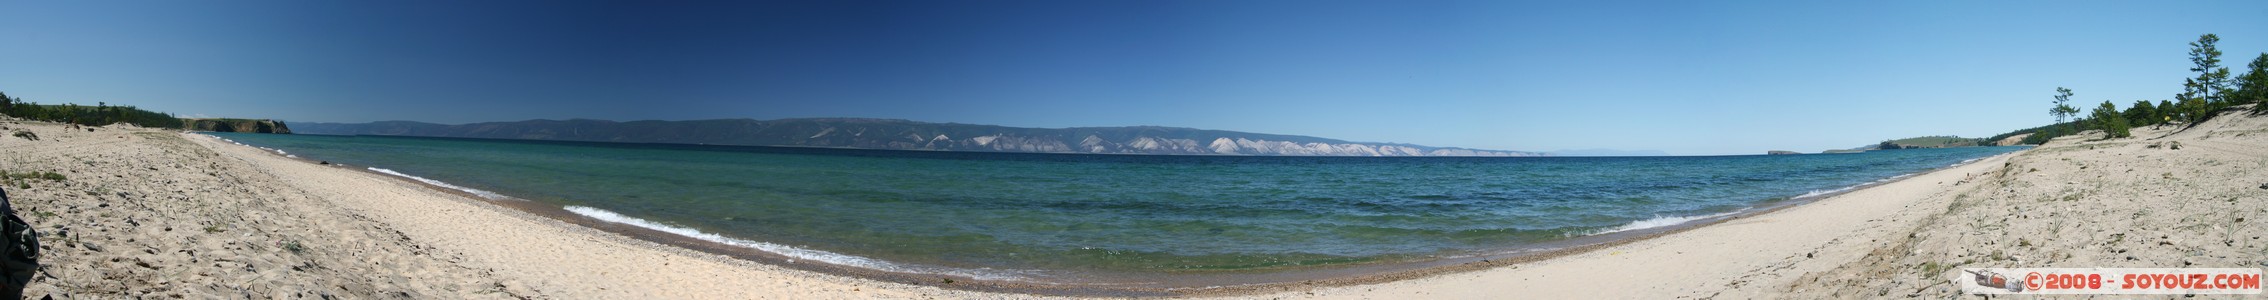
[{"xmin": 282, "ymin": 240, "xmax": 306, "ymax": 254}]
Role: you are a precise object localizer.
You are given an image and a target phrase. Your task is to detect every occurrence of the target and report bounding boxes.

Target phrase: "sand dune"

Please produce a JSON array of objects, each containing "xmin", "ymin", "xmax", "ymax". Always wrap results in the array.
[{"xmin": 1784, "ymin": 107, "xmax": 2268, "ymax": 298}]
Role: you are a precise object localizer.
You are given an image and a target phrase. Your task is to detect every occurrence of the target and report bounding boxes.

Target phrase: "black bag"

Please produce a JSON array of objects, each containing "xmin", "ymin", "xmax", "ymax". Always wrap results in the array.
[{"xmin": 0, "ymin": 187, "xmax": 39, "ymax": 299}]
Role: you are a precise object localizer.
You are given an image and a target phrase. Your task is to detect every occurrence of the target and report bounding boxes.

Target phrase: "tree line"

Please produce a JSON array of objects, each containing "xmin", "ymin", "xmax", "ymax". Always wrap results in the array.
[
  {"xmin": 2002, "ymin": 33, "xmax": 2268, "ymax": 144},
  {"xmin": 0, "ymin": 90, "xmax": 186, "ymax": 129}
]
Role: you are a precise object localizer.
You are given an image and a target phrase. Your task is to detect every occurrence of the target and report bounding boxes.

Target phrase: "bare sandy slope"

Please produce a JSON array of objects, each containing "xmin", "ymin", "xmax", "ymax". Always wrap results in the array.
[
  {"xmin": 3, "ymin": 121, "xmax": 522, "ymax": 298},
  {"xmin": 1783, "ymin": 107, "xmax": 2268, "ymax": 298}
]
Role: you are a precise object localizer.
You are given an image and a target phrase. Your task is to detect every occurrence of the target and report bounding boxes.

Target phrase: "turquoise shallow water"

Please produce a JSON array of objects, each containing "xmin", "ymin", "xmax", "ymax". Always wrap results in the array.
[{"xmin": 208, "ymin": 133, "xmax": 2022, "ymax": 279}]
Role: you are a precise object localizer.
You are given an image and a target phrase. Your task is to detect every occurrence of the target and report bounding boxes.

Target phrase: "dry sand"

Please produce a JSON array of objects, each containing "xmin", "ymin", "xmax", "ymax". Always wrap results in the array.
[
  {"xmin": 0, "ymin": 107, "xmax": 2260, "ymax": 299},
  {"xmin": 1782, "ymin": 107, "xmax": 2268, "ymax": 298}
]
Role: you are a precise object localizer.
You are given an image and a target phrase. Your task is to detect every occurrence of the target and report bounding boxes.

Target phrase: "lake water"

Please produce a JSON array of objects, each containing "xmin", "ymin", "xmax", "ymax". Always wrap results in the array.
[{"xmin": 206, "ymin": 133, "xmax": 2022, "ymax": 282}]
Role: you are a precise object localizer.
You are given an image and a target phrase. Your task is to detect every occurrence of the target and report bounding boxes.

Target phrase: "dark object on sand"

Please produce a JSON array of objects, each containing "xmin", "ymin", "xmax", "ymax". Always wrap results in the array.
[
  {"xmin": 1963, "ymin": 269, "xmax": 2023, "ymax": 292},
  {"xmin": 0, "ymin": 187, "xmax": 38, "ymax": 299}
]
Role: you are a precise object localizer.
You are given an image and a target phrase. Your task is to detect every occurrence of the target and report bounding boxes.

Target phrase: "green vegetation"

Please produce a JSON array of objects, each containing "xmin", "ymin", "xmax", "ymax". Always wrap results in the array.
[
  {"xmin": 2010, "ymin": 33, "xmax": 2267, "ymax": 144},
  {"xmin": 1919, "ymin": 261, "xmax": 1953, "ymax": 277},
  {"xmin": 1875, "ymin": 136, "xmax": 1986, "ymax": 149},
  {"xmin": 2178, "ymin": 34, "xmax": 2231, "ymax": 113},
  {"xmin": 0, "ymin": 170, "xmax": 66, "ymax": 182},
  {"xmin": 2244, "ymin": 53, "xmax": 2268, "ymax": 112},
  {"xmin": 1, "ymin": 170, "xmax": 67, "ymax": 189},
  {"xmin": 0, "ymin": 90, "xmax": 186, "ymax": 128},
  {"xmin": 1987, "ymin": 122, "xmax": 2073, "ymax": 145},
  {"xmin": 2123, "ymin": 100, "xmax": 2158, "ymax": 127},
  {"xmin": 281, "ymin": 240, "xmax": 306, "ymax": 254},
  {"xmin": 2091, "ymin": 101, "xmax": 2130, "ymax": 138},
  {"xmin": 2049, "ymin": 87, "xmax": 2080, "ymax": 132}
]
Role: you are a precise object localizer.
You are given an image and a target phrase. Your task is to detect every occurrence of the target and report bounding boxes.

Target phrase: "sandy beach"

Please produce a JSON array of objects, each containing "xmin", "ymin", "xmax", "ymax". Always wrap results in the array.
[
  {"xmin": 3, "ymin": 107, "xmax": 2262, "ymax": 299},
  {"xmin": 3, "ymin": 120, "xmax": 995, "ymax": 299}
]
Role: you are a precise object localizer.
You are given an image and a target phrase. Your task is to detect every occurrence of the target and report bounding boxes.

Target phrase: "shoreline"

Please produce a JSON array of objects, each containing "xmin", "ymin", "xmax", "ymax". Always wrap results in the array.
[
  {"xmin": 194, "ymin": 132, "xmax": 2025, "ymax": 297},
  {"xmin": 1293, "ymin": 144, "xmax": 2026, "ymax": 299},
  {"xmin": 166, "ymin": 131, "xmax": 997, "ymax": 298},
  {"xmin": 12, "ymin": 107, "xmax": 2256, "ymax": 298}
]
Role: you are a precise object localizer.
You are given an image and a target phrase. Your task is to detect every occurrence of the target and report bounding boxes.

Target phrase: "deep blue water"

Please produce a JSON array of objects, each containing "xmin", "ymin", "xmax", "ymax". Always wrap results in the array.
[{"xmin": 207, "ymin": 133, "xmax": 2022, "ymax": 279}]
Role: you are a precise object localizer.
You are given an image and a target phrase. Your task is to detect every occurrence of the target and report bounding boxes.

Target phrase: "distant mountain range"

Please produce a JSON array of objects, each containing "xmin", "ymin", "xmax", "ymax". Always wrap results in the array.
[
  {"xmin": 291, "ymin": 118, "xmax": 1543, "ymax": 157},
  {"xmin": 1545, "ymin": 148, "xmax": 1670, "ymax": 156}
]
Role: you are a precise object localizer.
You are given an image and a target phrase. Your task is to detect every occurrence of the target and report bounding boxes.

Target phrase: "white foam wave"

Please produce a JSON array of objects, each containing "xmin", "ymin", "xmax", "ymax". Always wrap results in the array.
[
  {"xmin": 561, "ymin": 206, "xmax": 1028, "ymax": 281},
  {"xmin": 1794, "ymin": 185, "xmax": 1858, "ymax": 199},
  {"xmin": 366, "ymin": 167, "xmax": 512, "ymax": 200},
  {"xmin": 1575, "ymin": 209, "xmax": 1747, "ymax": 237},
  {"xmin": 1796, "ymin": 172, "xmax": 1918, "ymax": 200}
]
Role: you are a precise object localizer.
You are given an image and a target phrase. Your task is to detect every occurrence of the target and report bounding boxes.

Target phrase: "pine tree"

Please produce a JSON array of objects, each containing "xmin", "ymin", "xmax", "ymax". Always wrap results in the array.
[
  {"xmin": 2157, "ymin": 100, "xmax": 2175, "ymax": 125},
  {"xmin": 2050, "ymin": 87, "xmax": 2080, "ymax": 132},
  {"xmin": 2124, "ymin": 100, "xmax": 2157, "ymax": 126},
  {"xmin": 2093, "ymin": 101, "xmax": 2130, "ymax": 138},
  {"xmin": 2180, "ymin": 34, "xmax": 2231, "ymax": 108},
  {"xmin": 2238, "ymin": 53, "xmax": 2268, "ymax": 110}
]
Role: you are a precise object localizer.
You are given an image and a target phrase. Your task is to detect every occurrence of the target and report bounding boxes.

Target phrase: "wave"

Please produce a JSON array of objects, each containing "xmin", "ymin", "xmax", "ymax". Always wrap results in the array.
[
  {"xmin": 1793, "ymin": 186, "xmax": 1856, "ymax": 199},
  {"xmin": 561, "ymin": 206, "xmax": 1029, "ymax": 281},
  {"xmin": 1794, "ymin": 172, "xmax": 1922, "ymax": 199},
  {"xmin": 1572, "ymin": 209, "xmax": 1748, "ymax": 237},
  {"xmin": 248, "ymin": 145, "xmax": 288, "ymax": 155},
  {"xmin": 1598, "ymin": 166, "xmax": 1943, "ymax": 238},
  {"xmin": 1581, "ymin": 168, "xmax": 1936, "ymax": 237},
  {"xmin": 208, "ymin": 135, "xmax": 297, "ymax": 158},
  {"xmin": 366, "ymin": 167, "xmax": 513, "ymax": 200}
]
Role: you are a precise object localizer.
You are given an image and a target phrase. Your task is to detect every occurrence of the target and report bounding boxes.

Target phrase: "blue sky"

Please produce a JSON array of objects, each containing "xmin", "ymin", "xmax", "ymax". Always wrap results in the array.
[{"xmin": 2, "ymin": 1, "xmax": 2264, "ymax": 155}]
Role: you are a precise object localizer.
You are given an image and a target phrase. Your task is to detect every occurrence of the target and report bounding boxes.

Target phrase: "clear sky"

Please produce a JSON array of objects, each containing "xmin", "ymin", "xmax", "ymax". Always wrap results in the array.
[{"xmin": 3, "ymin": 1, "xmax": 2265, "ymax": 155}]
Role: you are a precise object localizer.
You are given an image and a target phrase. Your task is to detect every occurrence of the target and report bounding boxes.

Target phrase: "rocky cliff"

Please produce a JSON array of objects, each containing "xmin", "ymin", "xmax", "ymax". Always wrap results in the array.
[
  {"xmin": 294, "ymin": 118, "xmax": 1541, "ymax": 156},
  {"xmin": 182, "ymin": 118, "xmax": 291, "ymax": 134}
]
